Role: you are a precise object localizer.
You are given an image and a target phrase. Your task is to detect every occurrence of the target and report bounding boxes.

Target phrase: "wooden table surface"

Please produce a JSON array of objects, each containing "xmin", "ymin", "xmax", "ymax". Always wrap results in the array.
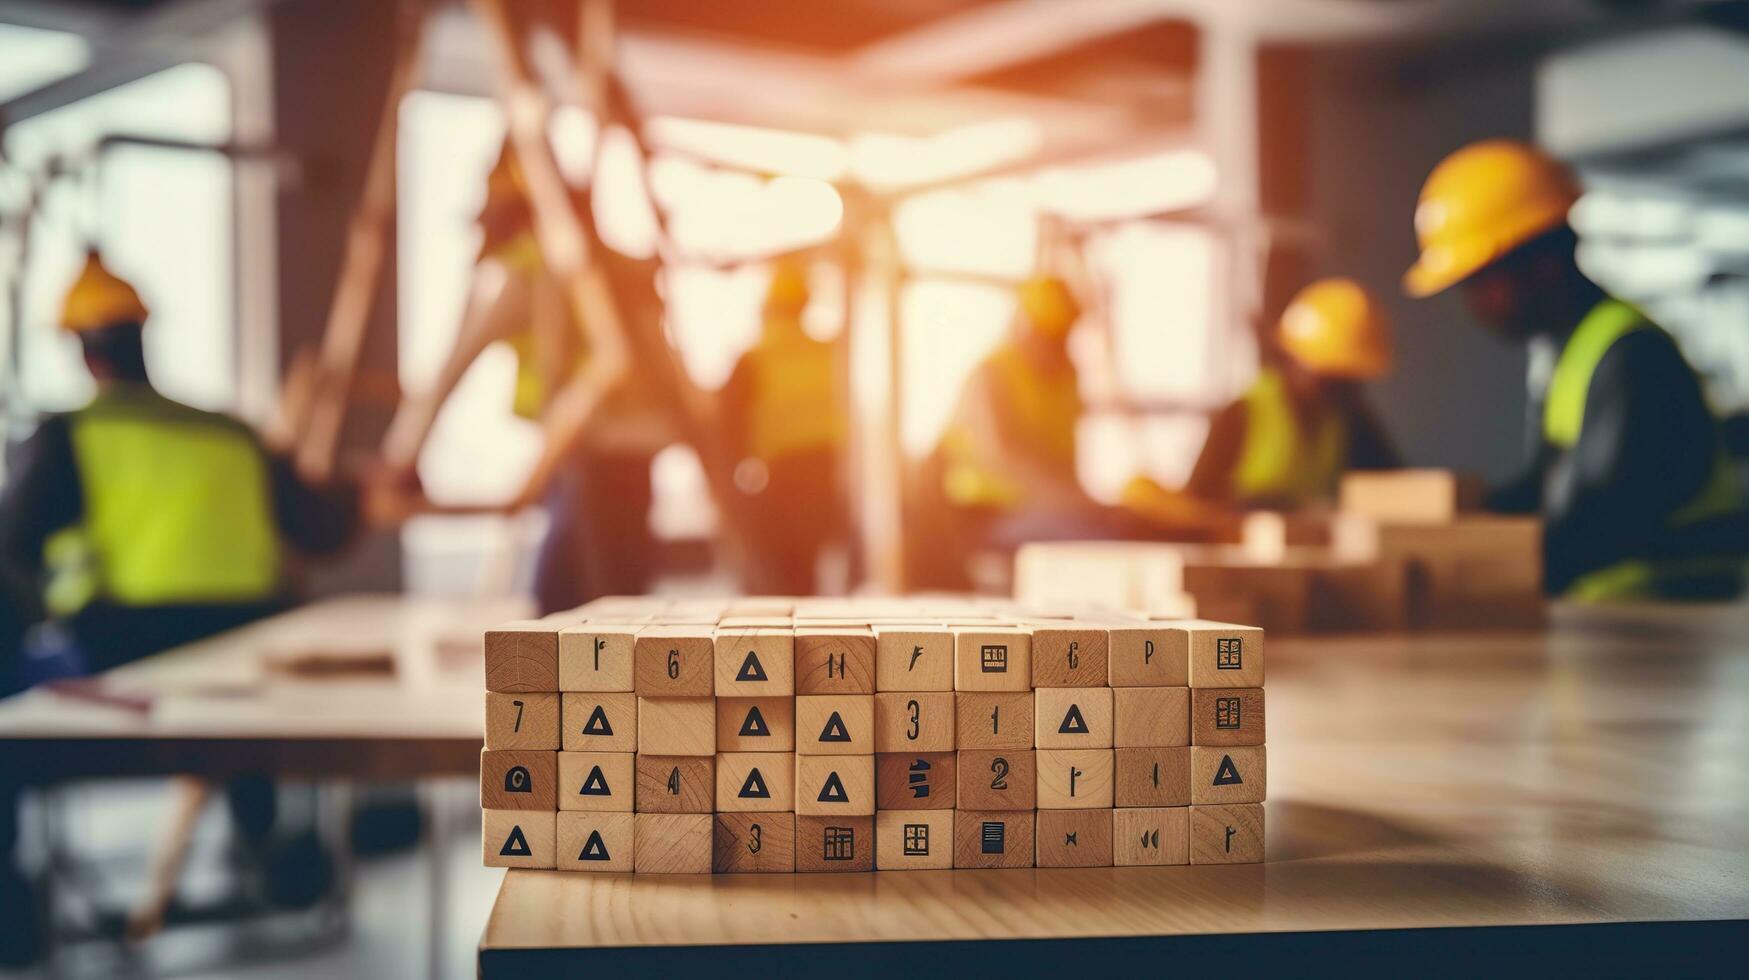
[
  {"xmin": 480, "ymin": 603, "xmax": 1749, "ymax": 974},
  {"xmin": 0, "ymin": 593, "xmax": 526, "ymax": 781}
]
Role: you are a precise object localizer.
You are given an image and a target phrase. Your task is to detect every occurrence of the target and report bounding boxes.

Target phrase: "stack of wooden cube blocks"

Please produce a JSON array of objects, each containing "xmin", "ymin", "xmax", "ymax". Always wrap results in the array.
[{"xmin": 482, "ymin": 597, "xmax": 1265, "ymax": 873}]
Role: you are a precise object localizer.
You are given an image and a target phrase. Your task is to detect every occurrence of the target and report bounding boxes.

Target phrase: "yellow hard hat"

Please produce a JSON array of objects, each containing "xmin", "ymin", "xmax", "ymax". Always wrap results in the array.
[
  {"xmin": 1018, "ymin": 275, "xmax": 1080, "ymax": 339},
  {"xmin": 60, "ymin": 251, "xmax": 148, "ymax": 333},
  {"xmin": 1278, "ymin": 277, "xmax": 1392, "ymax": 380},
  {"xmin": 764, "ymin": 257, "xmax": 810, "ymax": 317},
  {"xmin": 1403, "ymin": 139, "xmax": 1580, "ymax": 298}
]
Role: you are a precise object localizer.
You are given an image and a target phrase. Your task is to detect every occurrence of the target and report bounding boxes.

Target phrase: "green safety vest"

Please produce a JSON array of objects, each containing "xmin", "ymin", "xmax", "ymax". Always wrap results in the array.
[
  {"xmin": 1231, "ymin": 367, "xmax": 1347, "ymax": 506},
  {"xmin": 1544, "ymin": 299, "xmax": 1742, "ymax": 601},
  {"xmin": 44, "ymin": 384, "xmax": 282, "ymax": 616}
]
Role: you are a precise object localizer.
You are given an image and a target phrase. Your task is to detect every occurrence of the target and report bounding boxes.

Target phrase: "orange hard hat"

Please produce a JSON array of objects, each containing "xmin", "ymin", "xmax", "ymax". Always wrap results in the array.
[
  {"xmin": 1017, "ymin": 275, "xmax": 1080, "ymax": 340},
  {"xmin": 1278, "ymin": 277, "xmax": 1393, "ymax": 380},
  {"xmin": 1404, "ymin": 139, "xmax": 1580, "ymax": 298},
  {"xmin": 60, "ymin": 251, "xmax": 148, "ymax": 333}
]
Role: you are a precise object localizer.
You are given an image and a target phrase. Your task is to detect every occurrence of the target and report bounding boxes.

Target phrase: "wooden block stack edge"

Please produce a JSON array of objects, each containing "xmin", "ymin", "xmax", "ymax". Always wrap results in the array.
[{"xmin": 482, "ymin": 597, "xmax": 1266, "ymax": 873}]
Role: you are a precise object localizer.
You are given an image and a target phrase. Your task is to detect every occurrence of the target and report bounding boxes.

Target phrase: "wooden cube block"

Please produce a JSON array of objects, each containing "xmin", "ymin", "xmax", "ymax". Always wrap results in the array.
[
  {"xmin": 1035, "ymin": 809, "xmax": 1113, "ymax": 868},
  {"xmin": 636, "ymin": 697, "xmax": 715, "ymax": 756},
  {"xmin": 713, "ymin": 628, "xmax": 794, "ymax": 696},
  {"xmin": 795, "ymin": 814, "xmax": 874, "ymax": 872},
  {"xmin": 1114, "ymin": 746, "xmax": 1191, "ymax": 807},
  {"xmin": 556, "ymin": 811, "xmax": 634, "ymax": 872},
  {"xmin": 633, "ymin": 627, "xmax": 714, "ymax": 696},
  {"xmin": 956, "ymin": 749, "xmax": 1035, "ymax": 810},
  {"xmin": 560, "ymin": 692, "xmax": 637, "ymax": 752},
  {"xmin": 557, "ymin": 624, "xmax": 637, "ymax": 691},
  {"xmin": 1114, "ymin": 806, "xmax": 1190, "ymax": 866},
  {"xmin": 795, "ymin": 695, "xmax": 876, "ymax": 755},
  {"xmin": 1036, "ymin": 748, "xmax": 1114, "ymax": 809},
  {"xmin": 1191, "ymin": 803, "xmax": 1264, "ymax": 864},
  {"xmin": 485, "ymin": 692, "xmax": 559, "ymax": 751},
  {"xmin": 635, "ymin": 755, "xmax": 715, "ymax": 813},
  {"xmin": 876, "ymin": 809, "xmax": 953, "ymax": 870},
  {"xmin": 715, "ymin": 696, "xmax": 796, "ymax": 752},
  {"xmin": 1030, "ymin": 626, "xmax": 1109, "ymax": 688},
  {"xmin": 557, "ymin": 751, "xmax": 634, "ymax": 812},
  {"xmin": 873, "ymin": 626, "xmax": 954, "ymax": 692},
  {"xmin": 795, "ymin": 755, "xmax": 875, "ymax": 816},
  {"xmin": 713, "ymin": 812, "xmax": 796, "ymax": 873},
  {"xmin": 482, "ymin": 808, "xmax": 556, "ymax": 869},
  {"xmin": 955, "ymin": 692, "xmax": 1033, "ymax": 750},
  {"xmin": 875, "ymin": 752, "xmax": 955, "ymax": 810},
  {"xmin": 952, "ymin": 809, "xmax": 1034, "ymax": 868},
  {"xmin": 484, "ymin": 621, "xmax": 559, "ymax": 693},
  {"xmin": 1112, "ymin": 687, "xmax": 1189, "ymax": 748},
  {"xmin": 1182, "ymin": 621, "xmax": 1264, "ymax": 688},
  {"xmin": 1033, "ymin": 687, "xmax": 1113, "ymax": 749},
  {"xmin": 794, "ymin": 629, "xmax": 876, "ymax": 694},
  {"xmin": 872, "ymin": 692, "xmax": 955, "ymax": 752},
  {"xmin": 1107, "ymin": 625, "xmax": 1186, "ymax": 687},
  {"xmin": 1191, "ymin": 688, "xmax": 1265, "ymax": 746},
  {"xmin": 633, "ymin": 813, "xmax": 712, "ymax": 873},
  {"xmin": 952, "ymin": 628, "xmax": 1031, "ymax": 691},
  {"xmin": 716, "ymin": 752, "xmax": 796, "ymax": 812},
  {"xmin": 1190, "ymin": 745, "xmax": 1266, "ymax": 804},
  {"xmin": 1340, "ymin": 468, "xmax": 1480, "ymax": 524},
  {"xmin": 480, "ymin": 749, "xmax": 556, "ymax": 811}
]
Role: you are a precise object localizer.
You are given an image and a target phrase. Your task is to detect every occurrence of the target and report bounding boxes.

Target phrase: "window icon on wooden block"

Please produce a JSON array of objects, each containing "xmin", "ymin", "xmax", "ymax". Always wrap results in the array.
[
  {"xmin": 482, "ymin": 809, "xmax": 556, "ymax": 869},
  {"xmin": 795, "ymin": 695, "xmax": 875, "ymax": 755},
  {"xmin": 558, "ymin": 751, "xmax": 634, "ymax": 812},
  {"xmin": 1184, "ymin": 622, "xmax": 1265, "ymax": 688},
  {"xmin": 556, "ymin": 811, "xmax": 634, "ymax": 872},
  {"xmin": 1114, "ymin": 807, "xmax": 1190, "ymax": 866},
  {"xmin": 875, "ymin": 752, "xmax": 956, "ymax": 810},
  {"xmin": 560, "ymin": 693, "xmax": 637, "ymax": 752},
  {"xmin": 1033, "ymin": 687, "xmax": 1113, "ymax": 749},
  {"xmin": 712, "ymin": 812, "xmax": 797, "ymax": 873},
  {"xmin": 1036, "ymin": 749, "xmax": 1114, "ymax": 809},
  {"xmin": 632, "ymin": 813, "xmax": 712, "ymax": 874},
  {"xmin": 485, "ymin": 692, "xmax": 559, "ymax": 751},
  {"xmin": 715, "ymin": 752, "xmax": 796, "ymax": 812},
  {"xmin": 1114, "ymin": 746, "xmax": 1191, "ymax": 808},
  {"xmin": 635, "ymin": 755, "xmax": 715, "ymax": 813},
  {"xmin": 875, "ymin": 809, "xmax": 955, "ymax": 868},
  {"xmin": 1190, "ymin": 803, "xmax": 1264, "ymax": 864},
  {"xmin": 1035, "ymin": 809, "xmax": 1114, "ymax": 868},
  {"xmin": 480, "ymin": 749, "xmax": 556, "ymax": 811},
  {"xmin": 795, "ymin": 815, "xmax": 874, "ymax": 872},
  {"xmin": 795, "ymin": 755, "xmax": 875, "ymax": 815},
  {"xmin": 1190, "ymin": 745, "xmax": 1266, "ymax": 805},
  {"xmin": 872, "ymin": 692, "xmax": 955, "ymax": 752},
  {"xmin": 953, "ymin": 630, "xmax": 1031, "ymax": 691},
  {"xmin": 952, "ymin": 810, "xmax": 1034, "ymax": 869},
  {"xmin": 715, "ymin": 697, "xmax": 795, "ymax": 752},
  {"xmin": 1191, "ymin": 688, "xmax": 1265, "ymax": 746}
]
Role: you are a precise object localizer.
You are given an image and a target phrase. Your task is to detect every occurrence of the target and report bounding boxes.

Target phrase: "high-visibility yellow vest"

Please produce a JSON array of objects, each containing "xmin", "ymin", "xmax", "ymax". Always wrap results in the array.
[
  {"xmin": 942, "ymin": 345, "xmax": 1080, "ymax": 509},
  {"xmin": 46, "ymin": 384, "xmax": 282, "ymax": 616},
  {"xmin": 1230, "ymin": 367, "xmax": 1346, "ymax": 505},
  {"xmin": 744, "ymin": 324, "xmax": 845, "ymax": 462},
  {"xmin": 1544, "ymin": 299, "xmax": 1741, "ymax": 600}
]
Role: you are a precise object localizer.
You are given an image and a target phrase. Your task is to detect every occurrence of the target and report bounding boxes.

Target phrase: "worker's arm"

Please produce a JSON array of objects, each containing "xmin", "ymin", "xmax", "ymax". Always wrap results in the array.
[
  {"xmin": 956, "ymin": 367, "xmax": 1092, "ymax": 512},
  {"xmin": 0, "ymin": 417, "xmax": 82, "ymax": 596},
  {"xmin": 263, "ymin": 443, "xmax": 362, "ymax": 557},
  {"xmin": 1340, "ymin": 388, "xmax": 1403, "ymax": 470},
  {"xmin": 1183, "ymin": 400, "xmax": 1247, "ymax": 501},
  {"xmin": 1542, "ymin": 330, "xmax": 1715, "ymax": 592}
]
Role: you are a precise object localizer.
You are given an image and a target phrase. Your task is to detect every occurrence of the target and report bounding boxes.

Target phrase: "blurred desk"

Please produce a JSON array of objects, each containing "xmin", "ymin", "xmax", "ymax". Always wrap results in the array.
[
  {"xmin": 0, "ymin": 593, "xmax": 521, "ymax": 782},
  {"xmin": 479, "ymin": 603, "xmax": 1749, "ymax": 975}
]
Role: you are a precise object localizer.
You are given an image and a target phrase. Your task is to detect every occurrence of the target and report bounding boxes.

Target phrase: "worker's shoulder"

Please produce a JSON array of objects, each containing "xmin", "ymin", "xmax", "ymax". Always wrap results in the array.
[
  {"xmin": 1593, "ymin": 315, "xmax": 1702, "ymax": 399},
  {"xmin": 80, "ymin": 387, "xmax": 261, "ymax": 441}
]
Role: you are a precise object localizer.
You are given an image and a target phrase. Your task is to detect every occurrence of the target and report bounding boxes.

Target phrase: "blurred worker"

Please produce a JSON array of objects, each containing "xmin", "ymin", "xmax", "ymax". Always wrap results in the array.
[
  {"xmin": 380, "ymin": 139, "xmax": 668, "ymax": 611},
  {"xmin": 718, "ymin": 258, "xmax": 848, "ymax": 593},
  {"xmin": 1183, "ymin": 277, "xmax": 1401, "ymax": 507},
  {"xmin": 1405, "ymin": 139, "xmax": 1744, "ymax": 599},
  {"xmin": 914, "ymin": 275, "xmax": 1094, "ymax": 588}
]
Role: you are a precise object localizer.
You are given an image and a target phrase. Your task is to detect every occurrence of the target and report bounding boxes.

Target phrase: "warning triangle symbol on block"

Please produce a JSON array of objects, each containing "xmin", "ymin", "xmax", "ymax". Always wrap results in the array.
[
  {"xmin": 1058, "ymin": 704, "xmax": 1089, "ymax": 735},
  {"xmin": 499, "ymin": 825, "xmax": 531, "ymax": 858},
  {"xmin": 581, "ymin": 705, "xmax": 614, "ymax": 736},
  {"xmin": 738, "ymin": 706, "xmax": 770, "ymax": 737},
  {"xmin": 579, "ymin": 765, "xmax": 613, "ymax": 796},
  {"xmin": 738, "ymin": 768, "xmax": 772, "ymax": 799},
  {"xmin": 578, "ymin": 830, "xmax": 611, "ymax": 862},
  {"xmin": 816, "ymin": 771, "xmax": 848, "ymax": 803},
  {"xmin": 735, "ymin": 651, "xmax": 769, "ymax": 682},
  {"xmin": 1213, "ymin": 754, "xmax": 1244, "ymax": 786},
  {"xmin": 818, "ymin": 711, "xmax": 851, "ymax": 743}
]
